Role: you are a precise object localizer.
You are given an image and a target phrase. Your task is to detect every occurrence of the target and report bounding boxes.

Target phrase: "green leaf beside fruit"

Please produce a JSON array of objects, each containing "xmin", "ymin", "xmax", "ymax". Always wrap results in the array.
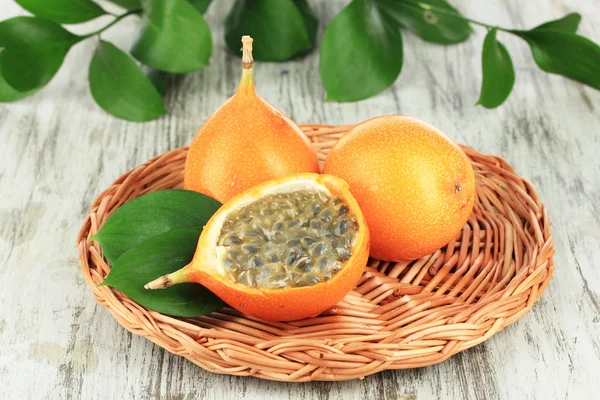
[
  {"xmin": 100, "ymin": 228, "xmax": 225, "ymax": 317},
  {"xmin": 92, "ymin": 189, "xmax": 221, "ymax": 264},
  {"xmin": 93, "ymin": 189, "xmax": 223, "ymax": 316}
]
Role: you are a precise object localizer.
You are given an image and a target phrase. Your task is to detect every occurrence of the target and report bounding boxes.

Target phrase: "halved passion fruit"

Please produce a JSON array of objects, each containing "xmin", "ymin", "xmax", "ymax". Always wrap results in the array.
[{"xmin": 145, "ymin": 173, "xmax": 370, "ymax": 321}]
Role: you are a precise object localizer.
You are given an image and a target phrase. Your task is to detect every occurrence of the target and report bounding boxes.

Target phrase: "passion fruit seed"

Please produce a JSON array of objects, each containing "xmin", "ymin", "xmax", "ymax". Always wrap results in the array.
[{"xmin": 217, "ymin": 190, "xmax": 358, "ymax": 289}]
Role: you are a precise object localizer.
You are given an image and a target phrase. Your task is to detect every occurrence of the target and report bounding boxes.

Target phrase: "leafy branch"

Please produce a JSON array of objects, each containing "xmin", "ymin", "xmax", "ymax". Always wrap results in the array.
[
  {"xmin": 83, "ymin": 8, "xmax": 141, "ymax": 38},
  {"xmin": 320, "ymin": 0, "xmax": 600, "ymax": 106},
  {"xmin": 0, "ymin": 0, "xmax": 598, "ymax": 122},
  {"xmin": 0, "ymin": 0, "xmax": 214, "ymax": 121}
]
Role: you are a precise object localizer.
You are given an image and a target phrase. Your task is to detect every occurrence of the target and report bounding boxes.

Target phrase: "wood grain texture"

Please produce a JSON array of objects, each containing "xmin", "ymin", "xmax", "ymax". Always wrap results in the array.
[{"xmin": 0, "ymin": 0, "xmax": 598, "ymax": 399}]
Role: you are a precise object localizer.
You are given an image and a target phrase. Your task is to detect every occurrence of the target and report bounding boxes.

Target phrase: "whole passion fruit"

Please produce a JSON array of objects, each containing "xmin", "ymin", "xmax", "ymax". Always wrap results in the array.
[
  {"xmin": 324, "ymin": 115, "xmax": 475, "ymax": 261},
  {"xmin": 184, "ymin": 36, "xmax": 319, "ymax": 204}
]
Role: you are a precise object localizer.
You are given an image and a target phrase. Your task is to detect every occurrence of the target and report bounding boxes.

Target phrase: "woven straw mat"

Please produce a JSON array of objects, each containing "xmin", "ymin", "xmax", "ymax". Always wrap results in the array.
[{"xmin": 77, "ymin": 124, "xmax": 554, "ymax": 382}]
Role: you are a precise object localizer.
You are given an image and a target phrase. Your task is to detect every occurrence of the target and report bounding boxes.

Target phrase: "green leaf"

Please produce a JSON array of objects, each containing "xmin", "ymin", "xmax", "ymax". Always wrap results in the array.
[
  {"xmin": 0, "ymin": 17, "xmax": 80, "ymax": 91},
  {"xmin": 101, "ymin": 228, "xmax": 225, "ymax": 317},
  {"xmin": 88, "ymin": 40, "xmax": 166, "ymax": 122},
  {"xmin": 15, "ymin": 0, "xmax": 106, "ymax": 24},
  {"xmin": 106, "ymin": 0, "xmax": 141, "ymax": 10},
  {"xmin": 476, "ymin": 28, "xmax": 515, "ymax": 109},
  {"xmin": 0, "ymin": 72, "xmax": 38, "ymax": 102},
  {"xmin": 92, "ymin": 189, "xmax": 221, "ymax": 265},
  {"xmin": 514, "ymin": 30, "xmax": 600, "ymax": 90},
  {"xmin": 225, "ymin": 0, "xmax": 313, "ymax": 61},
  {"xmin": 320, "ymin": 0, "xmax": 403, "ymax": 102},
  {"xmin": 131, "ymin": 0, "xmax": 212, "ymax": 73},
  {"xmin": 146, "ymin": 68, "xmax": 169, "ymax": 96},
  {"xmin": 376, "ymin": 0, "xmax": 471, "ymax": 44},
  {"xmin": 187, "ymin": 0, "xmax": 212, "ymax": 14},
  {"xmin": 0, "ymin": 50, "xmax": 40, "ymax": 102},
  {"xmin": 292, "ymin": 0, "xmax": 319, "ymax": 47},
  {"xmin": 532, "ymin": 12, "xmax": 581, "ymax": 33}
]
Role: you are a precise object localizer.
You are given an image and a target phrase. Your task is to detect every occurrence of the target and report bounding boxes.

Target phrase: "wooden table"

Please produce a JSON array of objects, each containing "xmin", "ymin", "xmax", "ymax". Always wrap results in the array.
[{"xmin": 1, "ymin": 0, "xmax": 599, "ymax": 398}]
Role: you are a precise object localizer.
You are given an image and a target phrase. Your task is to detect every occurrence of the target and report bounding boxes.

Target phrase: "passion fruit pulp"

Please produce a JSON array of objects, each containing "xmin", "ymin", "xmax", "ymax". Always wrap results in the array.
[{"xmin": 218, "ymin": 190, "xmax": 358, "ymax": 289}]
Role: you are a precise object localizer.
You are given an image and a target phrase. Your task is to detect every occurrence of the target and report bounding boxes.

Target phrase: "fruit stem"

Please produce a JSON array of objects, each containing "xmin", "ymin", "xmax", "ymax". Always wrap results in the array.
[
  {"xmin": 238, "ymin": 36, "xmax": 255, "ymax": 94},
  {"xmin": 144, "ymin": 266, "xmax": 189, "ymax": 290},
  {"xmin": 241, "ymin": 35, "xmax": 253, "ymax": 69}
]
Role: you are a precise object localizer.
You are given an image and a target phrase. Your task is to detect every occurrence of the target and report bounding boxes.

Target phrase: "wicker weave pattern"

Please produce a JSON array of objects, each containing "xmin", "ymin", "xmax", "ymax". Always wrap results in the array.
[{"xmin": 77, "ymin": 124, "xmax": 554, "ymax": 381}]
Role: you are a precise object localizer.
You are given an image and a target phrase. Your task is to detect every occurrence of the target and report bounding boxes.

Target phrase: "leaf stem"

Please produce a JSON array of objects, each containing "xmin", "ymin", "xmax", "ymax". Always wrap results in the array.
[
  {"xmin": 400, "ymin": 0, "xmax": 503, "ymax": 31},
  {"xmin": 84, "ymin": 9, "xmax": 142, "ymax": 38}
]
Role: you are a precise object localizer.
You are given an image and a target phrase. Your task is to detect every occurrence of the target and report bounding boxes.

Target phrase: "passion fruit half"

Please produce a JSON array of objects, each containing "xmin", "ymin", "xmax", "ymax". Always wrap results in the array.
[{"xmin": 145, "ymin": 173, "xmax": 369, "ymax": 321}]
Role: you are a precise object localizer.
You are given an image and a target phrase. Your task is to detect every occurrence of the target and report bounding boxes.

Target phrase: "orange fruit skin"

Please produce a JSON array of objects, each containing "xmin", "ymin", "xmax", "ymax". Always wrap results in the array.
[
  {"xmin": 323, "ymin": 115, "xmax": 475, "ymax": 262},
  {"xmin": 185, "ymin": 173, "xmax": 370, "ymax": 321},
  {"xmin": 188, "ymin": 250, "xmax": 368, "ymax": 321},
  {"xmin": 184, "ymin": 85, "xmax": 320, "ymax": 204}
]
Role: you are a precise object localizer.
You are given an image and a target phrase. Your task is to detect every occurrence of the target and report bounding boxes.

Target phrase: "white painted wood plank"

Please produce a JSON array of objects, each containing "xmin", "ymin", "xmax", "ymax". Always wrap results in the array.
[{"xmin": 0, "ymin": 0, "xmax": 599, "ymax": 399}]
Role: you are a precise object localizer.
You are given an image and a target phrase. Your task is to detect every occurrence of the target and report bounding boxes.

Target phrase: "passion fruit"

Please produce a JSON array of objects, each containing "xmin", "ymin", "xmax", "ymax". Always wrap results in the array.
[
  {"xmin": 146, "ymin": 173, "xmax": 370, "ymax": 321},
  {"xmin": 324, "ymin": 115, "xmax": 476, "ymax": 261},
  {"xmin": 183, "ymin": 36, "xmax": 319, "ymax": 203}
]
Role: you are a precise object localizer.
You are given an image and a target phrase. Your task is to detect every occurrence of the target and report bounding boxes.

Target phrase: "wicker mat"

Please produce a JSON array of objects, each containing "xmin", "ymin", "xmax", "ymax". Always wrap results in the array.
[{"xmin": 77, "ymin": 124, "xmax": 554, "ymax": 381}]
